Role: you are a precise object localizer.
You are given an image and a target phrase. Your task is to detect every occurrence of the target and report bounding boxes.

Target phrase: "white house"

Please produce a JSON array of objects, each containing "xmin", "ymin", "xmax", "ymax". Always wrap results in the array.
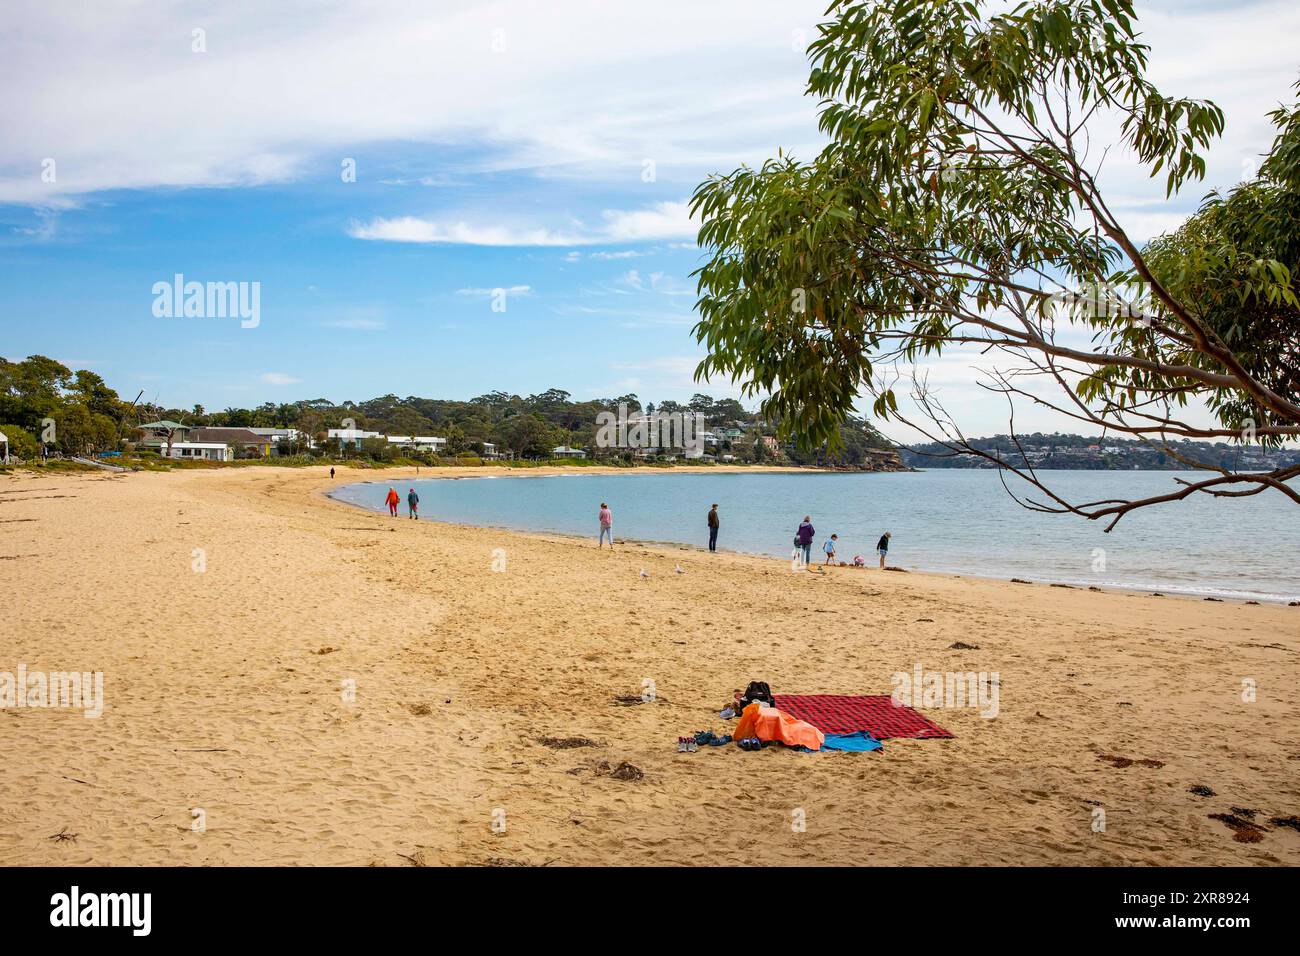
[
  {"xmin": 480, "ymin": 442, "xmax": 500, "ymax": 459},
  {"xmin": 0, "ymin": 429, "xmax": 8, "ymax": 464},
  {"xmin": 165, "ymin": 442, "xmax": 231, "ymax": 462},
  {"xmin": 327, "ymin": 427, "xmax": 382, "ymax": 450},
  {"xmin": 552, "ymin": 445, "xmax": 587, "ymax": 459},
  {"xmin": 387, "ymin": 435, "xmax": 447, "ymax": 454},
  {"xmin": 248, "ymin": 427, "xmax": 310, "ymax": 453}
]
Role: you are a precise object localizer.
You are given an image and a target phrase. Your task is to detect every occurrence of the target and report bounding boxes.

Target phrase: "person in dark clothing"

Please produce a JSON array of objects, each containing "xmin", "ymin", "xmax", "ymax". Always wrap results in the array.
[
  {"xmin": 795, "ymin": 516, "xmax": 815, "ymax": 566},
  {"xmin": 707, "ymin": 504, "xmax": 720, "ymax": 552},
  {"xmin": 330, "ymin": 466, "xmax": 335, "ymax": 479},
  {"xmin": 877, "ymin": 531, "xmax": 891, "ymax": 569},
  {"xmin": 407, "ymin": 488, "xmax": 420, "ymax": 520}
]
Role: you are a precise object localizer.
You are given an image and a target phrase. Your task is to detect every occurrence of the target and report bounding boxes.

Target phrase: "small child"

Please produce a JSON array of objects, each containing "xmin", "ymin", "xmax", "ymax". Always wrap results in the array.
[{"xmin": 823, "ymin": 533, "xmax": 838, "ymax": 566}]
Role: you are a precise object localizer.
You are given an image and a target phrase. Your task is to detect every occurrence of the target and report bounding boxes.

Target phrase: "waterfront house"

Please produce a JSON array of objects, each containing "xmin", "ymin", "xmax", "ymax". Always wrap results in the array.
[
  {"xmin": 188, "ymin": 427, "xmax": 273, "ymax": 458},
  {"xmin": 386, "ymin": 435, "xmax": 448, "ymax": 454},
  {"xmin": 164, "ymin": 441, "xmax": 232, "ymax": 462},
  {"xmin": 327, "ymin": 427, "xmax": 382, "ymax": 450}
]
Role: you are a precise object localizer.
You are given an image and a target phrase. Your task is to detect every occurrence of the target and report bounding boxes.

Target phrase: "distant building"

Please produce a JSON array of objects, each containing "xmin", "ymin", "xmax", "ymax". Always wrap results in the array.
[
  {"xmin": 248, "ymin": 427, "xmax": 309, "ymax": 453},
  {"xmin": 188, "ymin": 427, "xmax": 273, "ymax": 457},
  {"xmin": 552, "ymin": 446, "xmax": 587, "ymax": 459},
  {"xmin": 136, "ymin": 420, "xmax": 191, "ymax": 452},
  {"xmin": 164, "ymin": 441, "xmax": 231, "ymax": 462},
  {"xmin": 0, "ymin": 429, "xmax": 8, "ymax": 464},
  {"xmin": 386, "ymin": 435, "xmax": 447, "ymax": 454},
  {"xmin": 327, "ymin": 427, "xmax": 382, "ymax": 450}
]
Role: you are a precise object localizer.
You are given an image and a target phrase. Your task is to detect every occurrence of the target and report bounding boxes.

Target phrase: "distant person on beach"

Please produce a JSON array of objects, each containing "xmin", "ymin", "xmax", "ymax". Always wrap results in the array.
[
  {"xmin": 407, "ymin": 488, "xmax": 419, "ymax": 520},
  {"xmin": 598, "ymin": 502, "xmax": 614, "ymax": 549},
  {"xmin": 707, "ymin": 504, "xmax": 719, "ymax": 552},
  {"xmin": 330, "ymin": 466, "xmax": 335, "ymax": 479},
  {"xmin": 385, "ymin": 487, "xmax": 399, "ymax": 517},
  {"xmin": 795, "ymin": 516, "xmax": 815, "ymax": 566},
  {"xmin": 823, "ymin": 533, "xmax": 838, "ymax": 566},
  {"xmin": 877, "ymin": 531, "xmax": 891, "ymax": 569}
]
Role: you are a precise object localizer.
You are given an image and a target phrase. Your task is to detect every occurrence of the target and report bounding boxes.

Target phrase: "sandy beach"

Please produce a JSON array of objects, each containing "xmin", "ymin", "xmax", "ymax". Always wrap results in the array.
[{"xmin": 1, "ymin": 464, "xmax": 1296, "ymax": 866}]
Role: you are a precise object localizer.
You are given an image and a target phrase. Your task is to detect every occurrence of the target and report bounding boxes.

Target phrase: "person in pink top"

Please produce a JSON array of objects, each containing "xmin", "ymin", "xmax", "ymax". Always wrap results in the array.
[{"xmin": 598, "ymin": 502, "xmax": 614, "ymax": 549}]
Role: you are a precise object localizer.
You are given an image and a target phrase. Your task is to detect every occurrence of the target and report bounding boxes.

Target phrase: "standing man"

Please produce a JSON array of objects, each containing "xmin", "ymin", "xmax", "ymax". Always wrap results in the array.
[
  {"xmin": 795, "ymin": 516, "xmax": 815, "ymax": 567},
  {"xmin": 598, "ymin": 502, "xmax": 614, "ymax": 549},
  {"xmin": 407, "ymin": 487, "xmax": 420, "ymax": 520},
  {"xmin": 385, "ymin": 486, "xmax": 400, "ymax": 517},
  {"xmin": 707, "ymin": 503, "xmax": 720, "ymax": 552},
  {"xmin": 330, "ymin": 466, "xmax": 335, "ymax": 479},
  {"xmin": 877, "ymin": 531, "xmax": 891, "ymax": 569}
]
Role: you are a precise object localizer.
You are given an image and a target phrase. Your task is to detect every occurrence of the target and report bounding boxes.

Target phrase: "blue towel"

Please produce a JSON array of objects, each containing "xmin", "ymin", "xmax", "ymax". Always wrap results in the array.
[{"xmin": 821, "ymin": 731, "xmax": 883, "ymax": 752}]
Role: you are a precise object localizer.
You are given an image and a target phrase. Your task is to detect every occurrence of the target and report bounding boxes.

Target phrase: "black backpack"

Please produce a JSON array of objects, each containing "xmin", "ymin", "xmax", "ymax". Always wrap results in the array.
[{"xmin": 739, "ymin": 681, "xmax": 775, "ymax": 708}]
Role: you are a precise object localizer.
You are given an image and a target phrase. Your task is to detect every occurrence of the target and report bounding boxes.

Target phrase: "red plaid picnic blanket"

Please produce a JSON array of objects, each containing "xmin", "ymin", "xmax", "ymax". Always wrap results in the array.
[{"xmin": 772, "ymin": 694, "xmax": 954, "ymax": 739}]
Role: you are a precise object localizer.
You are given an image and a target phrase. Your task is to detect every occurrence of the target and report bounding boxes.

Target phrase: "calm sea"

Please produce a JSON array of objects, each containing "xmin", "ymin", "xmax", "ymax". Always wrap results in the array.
[{"xmin": 330, "ymin": 470, "xmax": 1300, "ymax": 603}]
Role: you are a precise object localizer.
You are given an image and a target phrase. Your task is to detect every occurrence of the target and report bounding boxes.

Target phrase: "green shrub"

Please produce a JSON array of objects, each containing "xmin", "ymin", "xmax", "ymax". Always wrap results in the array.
[{"xmin": 0, "ymin": 424, "xmax": 39, "ymax": 461}]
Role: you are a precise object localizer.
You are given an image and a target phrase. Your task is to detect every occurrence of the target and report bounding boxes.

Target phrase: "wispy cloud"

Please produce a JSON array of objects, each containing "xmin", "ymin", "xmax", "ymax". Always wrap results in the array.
[
  {"xmin": 455, "ymin": 284, "xmax": 532, "ymax": 296},
  {"xmin": 260, "ymin": 372, "xmax": 301, "ymax": 386},
  {"xmin": 349, "ymin": 201, "xmax": 695, "ymax": 247},
  {"xmin": 349, "ymin": 217, "xmax": 581, "ymax": 246},
  {"xmin": 0, "ymin": 2, "xmax": 827, "ymax": 204},
  {"xmin": 590, "ymin": 249, "xmax": 647, "ymax": 260}
]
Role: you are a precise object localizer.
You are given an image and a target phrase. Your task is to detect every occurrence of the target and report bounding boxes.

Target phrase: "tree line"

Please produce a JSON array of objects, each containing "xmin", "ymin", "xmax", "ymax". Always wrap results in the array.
[{"xmin": 0, "ymin": 360, "xmax": 895, "ymax": 465}]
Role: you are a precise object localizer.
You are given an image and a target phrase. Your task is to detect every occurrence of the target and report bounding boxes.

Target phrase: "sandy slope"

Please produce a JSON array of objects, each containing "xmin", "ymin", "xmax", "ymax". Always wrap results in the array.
[{"xmin": 0, "ymin": 465, "xmax": 1296, "ymax": 866}]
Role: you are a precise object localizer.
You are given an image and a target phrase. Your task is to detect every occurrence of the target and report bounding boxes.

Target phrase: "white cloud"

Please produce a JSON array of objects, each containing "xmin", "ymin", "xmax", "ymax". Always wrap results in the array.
[
  {"xmin": 0, "ymin": 1, "xmax": 827, "ymax": 204},
  {"xmin": 599, "ymin": 202, "xmax": 696, "ymax": 241},
  {"xmin": 350, "ymin": 200, "xmax": 696, "ymax": 247},
  {"xmin": 455, "ymin": 285, "xmax": 532, "ymax": 296},
  {"xmin": 590, "ymin": 249, "xmax": 647, "ymax": 260},
  {"xmin": 349, "ymin": 217, "xmax": 582, "ymax": 246},
  {"xmin": 260, "ymin": 372, "xmax": 301, "ymax": 386}
]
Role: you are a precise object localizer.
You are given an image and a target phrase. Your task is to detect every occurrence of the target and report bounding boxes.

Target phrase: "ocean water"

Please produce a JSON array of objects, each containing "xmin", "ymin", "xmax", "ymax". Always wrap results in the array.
[{"xmin": 330, "ymin": 470, "xmax": 1300, "ymax": 603}]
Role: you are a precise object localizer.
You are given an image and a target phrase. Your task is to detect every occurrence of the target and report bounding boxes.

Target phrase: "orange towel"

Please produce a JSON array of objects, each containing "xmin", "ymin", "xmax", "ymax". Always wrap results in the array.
[{"xmin": 733, "ymin": 701, "xmax": 825, "ymax": 751}]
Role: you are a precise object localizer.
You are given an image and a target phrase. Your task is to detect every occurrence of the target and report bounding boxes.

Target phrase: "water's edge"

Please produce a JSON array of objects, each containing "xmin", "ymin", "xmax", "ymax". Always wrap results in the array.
[{"xmin": 325, "ymin": 476, "xmax": 1297, "ymax": 605}]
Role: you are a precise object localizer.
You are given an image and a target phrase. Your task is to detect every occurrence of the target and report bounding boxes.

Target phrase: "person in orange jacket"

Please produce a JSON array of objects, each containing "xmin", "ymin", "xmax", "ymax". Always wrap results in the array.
[{"xmin": 384, "ymin": 486, "xmax": 400, "ymax": 517}]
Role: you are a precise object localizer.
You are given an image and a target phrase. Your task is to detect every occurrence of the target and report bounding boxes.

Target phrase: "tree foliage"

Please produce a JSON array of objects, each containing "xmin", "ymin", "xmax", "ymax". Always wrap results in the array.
[{"xmin": 691, "ymin": 0, "xmax": 1299, "ymax": 526}]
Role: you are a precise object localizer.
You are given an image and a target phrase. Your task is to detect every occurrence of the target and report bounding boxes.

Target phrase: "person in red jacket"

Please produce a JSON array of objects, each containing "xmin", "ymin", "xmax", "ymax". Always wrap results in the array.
[{"xmin": 385, "ymin": 486, "xmax": 400, "ymax": 517}]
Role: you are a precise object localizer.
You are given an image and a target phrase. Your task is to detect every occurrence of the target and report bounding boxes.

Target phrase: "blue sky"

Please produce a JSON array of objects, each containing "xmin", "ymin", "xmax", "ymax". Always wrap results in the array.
[{"xmin": 2, "ymin": 0, "xmax": 1297, "ymax": 438}]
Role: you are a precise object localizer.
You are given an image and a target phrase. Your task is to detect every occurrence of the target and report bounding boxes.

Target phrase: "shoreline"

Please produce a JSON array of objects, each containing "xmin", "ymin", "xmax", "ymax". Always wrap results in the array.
[
  {"xmin": 3, "ymin": 465, "xmax": 1296, "ymax": 866},
  {"xmin": 324, "ymin": 470, "xmax": 1300, "ymax": 607}
]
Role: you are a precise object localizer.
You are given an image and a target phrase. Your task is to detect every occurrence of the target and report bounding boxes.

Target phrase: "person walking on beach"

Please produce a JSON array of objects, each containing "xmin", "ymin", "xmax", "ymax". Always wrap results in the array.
[
  {"xmin": 823, "ymin": 533, "xmax": 838, "ymax": 566},
  {"xmin": 795, "ymin": 516, "xmax": 815, "ymax": 567},
  {"xmin": 598, "ymin": 502, "xmax": 614, "ymax": 549},
  {"xmin": 707, "ymin": 503, "xmax": 720, "ymax": 552},
  {"xmin": 385, "ymin": 486, "xmax": 400, "ymax": 517},
  {"xmin": 877, "ymin": 531, "xmax": 891, "ymax": 569},
  {"xmin": 407, "ymin": 488, "xmax": 419, "ymax": 520},
  {"xmin": 330, "ymin": 466, "xmax": 335, "ymax": 480}
]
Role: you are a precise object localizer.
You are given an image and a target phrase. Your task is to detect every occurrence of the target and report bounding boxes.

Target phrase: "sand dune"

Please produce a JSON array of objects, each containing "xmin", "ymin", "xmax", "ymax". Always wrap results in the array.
[{"xmin": 0, "ymin": 465, "xmax": 1296, "ymax": 866}]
